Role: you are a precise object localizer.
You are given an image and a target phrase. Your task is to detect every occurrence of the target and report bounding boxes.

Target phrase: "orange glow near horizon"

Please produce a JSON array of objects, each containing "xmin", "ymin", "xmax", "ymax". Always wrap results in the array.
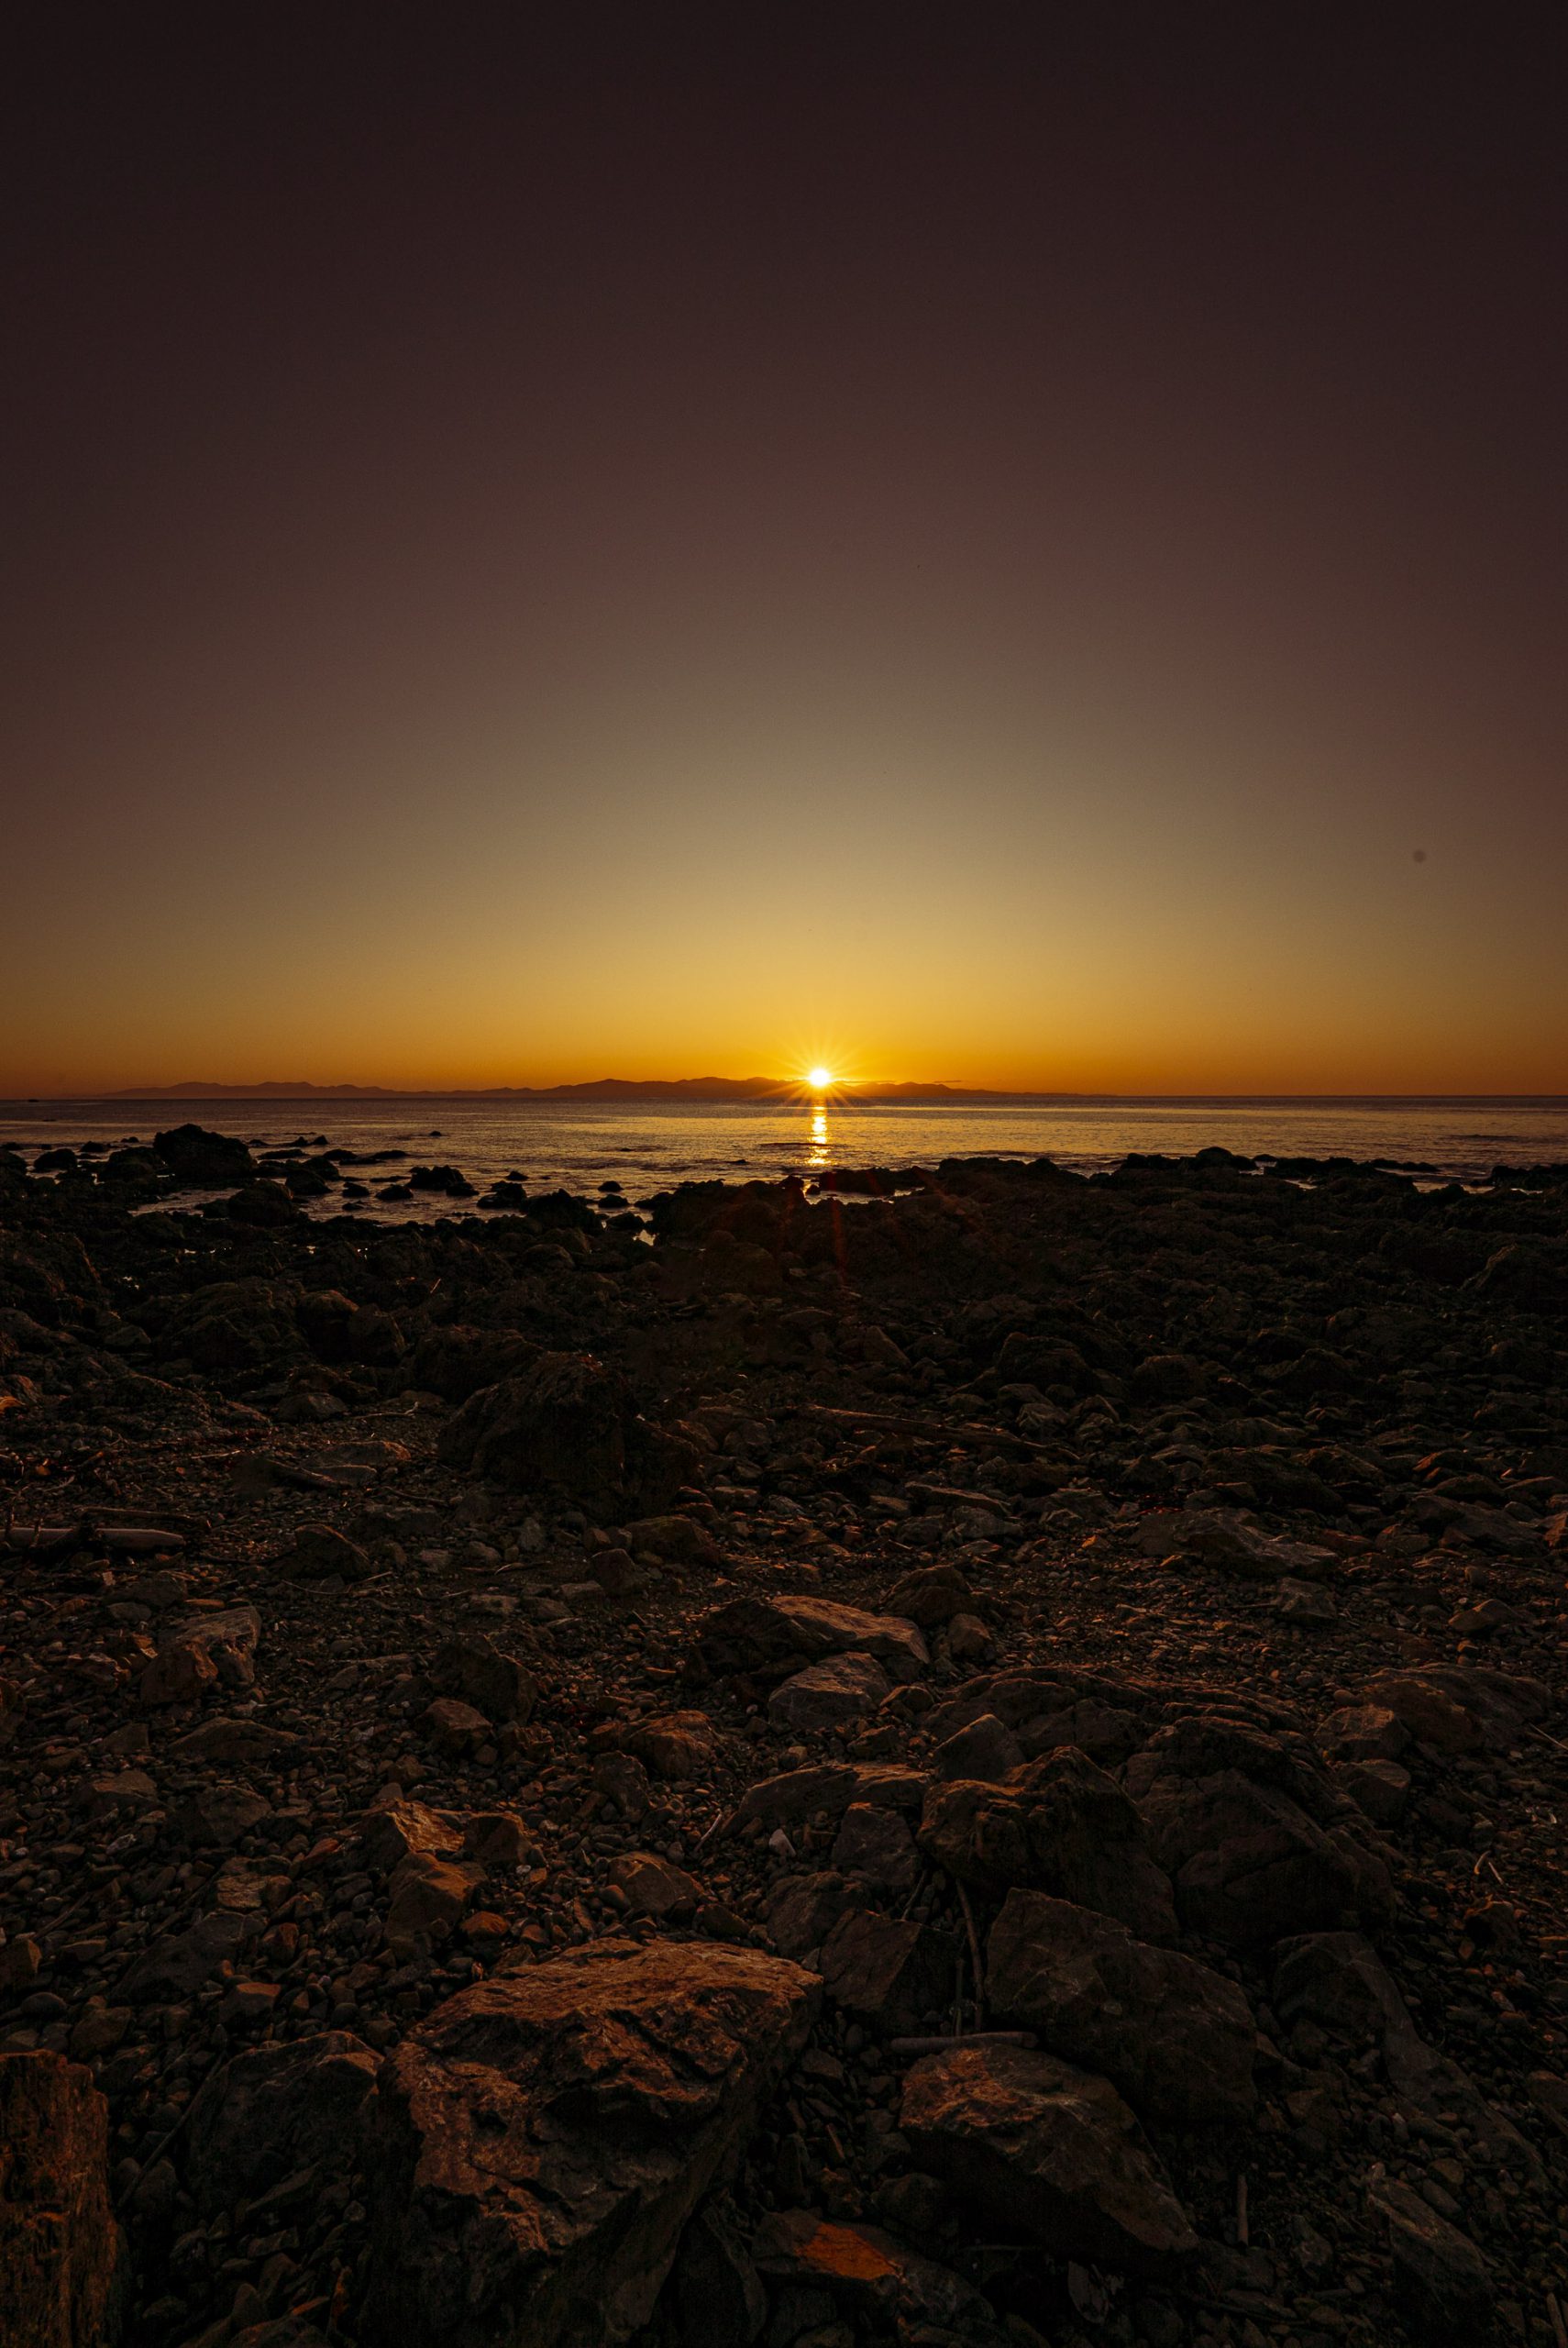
[{"xmin": 4, "ymin": 22, "xmax": 1568, "ymax": 1104}]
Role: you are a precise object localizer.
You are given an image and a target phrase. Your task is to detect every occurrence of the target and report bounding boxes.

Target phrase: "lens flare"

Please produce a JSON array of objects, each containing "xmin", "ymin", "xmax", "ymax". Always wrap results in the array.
[{"xmin": 808, "ymin": 1065, "xmax": 834, "ymax": 1091}]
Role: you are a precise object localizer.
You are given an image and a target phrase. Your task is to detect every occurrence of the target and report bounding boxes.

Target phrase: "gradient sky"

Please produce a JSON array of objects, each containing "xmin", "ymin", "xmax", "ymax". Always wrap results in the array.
[{"xmin": 4, "ymin": 9, "xmax": 1565, "ymax": 1095}]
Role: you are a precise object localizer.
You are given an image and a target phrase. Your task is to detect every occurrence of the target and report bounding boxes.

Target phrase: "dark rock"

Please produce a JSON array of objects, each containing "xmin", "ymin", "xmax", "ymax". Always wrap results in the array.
[
  {"xmin": 818, "ymin": 1911, "xmax": 957, "ymax": 2032},
  {"xmin": 900, "ymin": 2040, "xmax": 1198, "ymax": 2277},
  {"xmin": 184, "ymin": 2031, "xmax": 379, "ymax": 2214},
  {"xmin": 670, "ymin": 2200, "xmax": 766, "ymax": 2347},
  {"xmin": 919, "ymin": 1749, "xmax": 1176, "ymax": 1941},
  {"xmin": 0, "ymin": 2051, "xmax": 126, "ymax": 2347},
  {"xmin": 768, "ymin": 1653, "xmax": 891, "ymax": 1733},
  {"xmin": 700, "ymin": 1595, "xmax": 929, "ymax": 1685},
  {"xmin": 272, "ymin": 1522, "xmax": 372, "ymax": 1583},
  {"xmin": 986, "ymin": 1889, "xmax": 1255, "ymax": 2126},
  {"xmin": 361, "ymin": 1938, "xmax": 819, "ymax": 2348},
  {"xmin": 432, "ymin": 1632, "xmax": 536, "ymax": 1725},
  {"xmin": 437, "ymin": 1352, "xmax": 695, "ymax": 1514},
  {"xmin": 120, "ymin": 1911, "xmax": 248, "ymax": 2003},
  {"xmin": 153, "ymin": 1123, "xmax": 253, "ymax": 1186},
  {"xmin": 1369, "ymin": 2176, "xmax": 1494, "ymax": 2344}
]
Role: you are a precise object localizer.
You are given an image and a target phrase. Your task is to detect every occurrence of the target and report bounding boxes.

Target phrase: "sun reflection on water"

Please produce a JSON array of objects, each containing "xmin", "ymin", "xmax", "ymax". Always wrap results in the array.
[{"xmin": 807, "ymin": 1105, "xmax": 831, "ymax": 1169}]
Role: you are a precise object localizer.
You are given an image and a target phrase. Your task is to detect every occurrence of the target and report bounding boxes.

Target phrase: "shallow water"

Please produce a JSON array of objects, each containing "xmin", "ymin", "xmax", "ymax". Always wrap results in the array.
[{"xmin": 4, "ymin": 1093, "xmax": 1565, "ymax": 1221}]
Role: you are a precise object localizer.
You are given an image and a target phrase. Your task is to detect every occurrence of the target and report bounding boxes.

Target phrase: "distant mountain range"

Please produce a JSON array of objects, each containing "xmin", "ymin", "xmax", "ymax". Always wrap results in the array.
[{"xmin": 97, "ymin": 1075, "xmax": 1025, "ymax": 1103}]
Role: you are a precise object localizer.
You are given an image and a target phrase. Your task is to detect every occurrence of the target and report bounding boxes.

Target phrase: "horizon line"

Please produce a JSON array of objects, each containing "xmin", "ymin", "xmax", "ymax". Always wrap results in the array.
[{"xmin": 6, "ymin": 1080, "xmax": 1567, "ymax": 1109}]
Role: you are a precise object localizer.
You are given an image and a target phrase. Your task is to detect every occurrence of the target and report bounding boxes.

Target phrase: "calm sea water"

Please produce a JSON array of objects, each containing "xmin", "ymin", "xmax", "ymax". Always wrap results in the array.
[{"xmin": 3, "ymin": 1095, "xmax": 1566, "ymax": 1220}]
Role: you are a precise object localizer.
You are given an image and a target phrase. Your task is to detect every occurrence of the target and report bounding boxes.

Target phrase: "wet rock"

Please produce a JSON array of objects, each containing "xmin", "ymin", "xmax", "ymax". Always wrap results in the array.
[
  {"xmin": 361, "ymin": 1938, "xmax": 819, "ymax": 2348},
  {"xmin": 768, "ymin": 1653, "xmax": 891, "ymax": 1733},
  {"xmin": 919, "ymin": 1750, "xmax": 1176, "ymax": 1940},
  {"xmin": 699, "ymin": 1595, "xmax": 929, "ymax": 1685},
  {"xmin": 184, "ymin": 2031, "xmax": 379, "ymax": 2214},
  {"xmin": 818, "ymin": 1911, "xmax": 957, "ymax": 2032},
  {"xmin": 153, "ymin": 1123, "xmax": 254, "ymax": 1186},
  {"xmin": 0, "ymin": 2052, "xmax": 125, "ymax": 2347},
  {"xmin": 900, "ymin": 2040, "xmax": 1198, "ymax": 2277},
  {"xmin": 986, "ymin": 1889, "xmax": 1255, "ymax": 2126}
]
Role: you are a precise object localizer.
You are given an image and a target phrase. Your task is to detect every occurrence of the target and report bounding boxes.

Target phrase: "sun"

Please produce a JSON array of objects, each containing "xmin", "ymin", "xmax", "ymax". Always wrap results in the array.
[{"xmin": 807, "ymin": 1065, "xmax": 834, "ymax": 1091}]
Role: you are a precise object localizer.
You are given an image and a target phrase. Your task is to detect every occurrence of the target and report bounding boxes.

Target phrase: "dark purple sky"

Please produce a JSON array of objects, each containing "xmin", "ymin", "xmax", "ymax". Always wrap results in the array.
[{"xmin": 5, "ymin": 9, "xmax": 1564, "ymax": 1091}]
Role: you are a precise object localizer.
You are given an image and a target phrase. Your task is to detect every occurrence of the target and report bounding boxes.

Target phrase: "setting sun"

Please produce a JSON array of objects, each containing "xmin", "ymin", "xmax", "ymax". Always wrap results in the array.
[{"xmin": 807, "ymin": 1065, "xmax": 834, "ymax": 1091}]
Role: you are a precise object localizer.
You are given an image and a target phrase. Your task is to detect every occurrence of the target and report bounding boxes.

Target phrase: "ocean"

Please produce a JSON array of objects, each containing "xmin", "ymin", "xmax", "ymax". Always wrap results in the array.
[{"xmin": 3, "ymin": 1095, "xmax": 1566, "ymax": 1220}]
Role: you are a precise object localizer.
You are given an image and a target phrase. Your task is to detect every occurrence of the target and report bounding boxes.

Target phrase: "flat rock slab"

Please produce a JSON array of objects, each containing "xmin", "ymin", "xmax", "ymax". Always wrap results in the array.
[
  {"xmin": 700, "ymin": 1594, "xmax": 929, "ymax": 1683},
  {"xmin": 362, "ymin": 1937, "xmax": 820, "ymax": 2348},
  {"xmin": 900, "ymin": 2039, "xmax": 1198, "ymax": 2279}
]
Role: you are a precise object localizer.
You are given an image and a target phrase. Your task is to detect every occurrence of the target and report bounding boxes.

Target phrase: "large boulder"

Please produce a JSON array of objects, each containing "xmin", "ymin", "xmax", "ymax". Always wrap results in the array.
[
  {"xmin": 0, "ymin": 2052, "xmax": 126, "ymax": 2346},
  {"xmin": 1356, "ymin": 1667, "xmax": 1549, "ymax": 1755},
  {"xmin": 157, "ymin": 1279, "xmax": 303, "ymax": 1376},
  {"xmin": 153, "ymin": 1123, "xmax": 254, "ymax": 1186},
  {"xmin": 900, "ymin": 2041, "xmax": 1198, "ymax": 2278},
  {"xmin": 1122, "ymin": 1716, "xmax": 1390, "ymax": 1946},
  {"xmin": 184, "ymin": 2032, "xmax": 379, "ymax": 2215},
  {"xmin": 918, "ymin": 1750, "xmax": 1176, "ymax": 1942},
  {"xmin": 407, "ymin": 1326, "xmax": 541, "ymax": 1404},
  {"xmin": 986, "ymin": 1890, "xmax": 1255, "ymax": 2127},
  {"xmin": 700, "ymin": 1594, "xmax": 929, "ymax": 1685},
  {"xmin": 437, "ymin": 1354, "xmax": 694, "ymax": 1514},
  {"xmin": 361, "ymin": 1939, "xmax": 820, "ymax": 2348}
]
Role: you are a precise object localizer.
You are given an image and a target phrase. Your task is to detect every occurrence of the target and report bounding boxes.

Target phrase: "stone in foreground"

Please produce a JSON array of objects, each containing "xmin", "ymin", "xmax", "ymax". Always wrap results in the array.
[
  {"xmin": 0, "ymin": 2051, "xmax": 126, "ymax": 2346},
  {"xmin": 899, "ymin": 2040, "xmax": 1198, "ymax": 2278},
  {"xmin": 986, "ymin": 1889, "xmax": 1255, "ymax": 2126},
  {"xmin": 361, "ymin": 1937, "xmax": 820, "ymax": 2348}
]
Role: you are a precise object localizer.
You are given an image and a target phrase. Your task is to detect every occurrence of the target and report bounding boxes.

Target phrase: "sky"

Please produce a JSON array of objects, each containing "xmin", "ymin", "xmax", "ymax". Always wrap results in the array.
[{"xmin": 3, "ymin": 8, "xmax": 1565, "ymax": 1096}]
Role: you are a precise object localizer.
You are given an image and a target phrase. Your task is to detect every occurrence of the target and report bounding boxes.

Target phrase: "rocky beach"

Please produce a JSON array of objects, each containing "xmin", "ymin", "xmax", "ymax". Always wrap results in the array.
[{"xmin": 2, "ymin": 1125, "xmax": 1567, "ymax": 2348}]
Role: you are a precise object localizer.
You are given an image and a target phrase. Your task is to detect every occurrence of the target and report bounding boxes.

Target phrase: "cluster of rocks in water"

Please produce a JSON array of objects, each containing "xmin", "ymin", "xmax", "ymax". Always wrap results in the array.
[{"xmin": 2, "ymin": 1126, "xmax": 1568, "ymax": 2348}]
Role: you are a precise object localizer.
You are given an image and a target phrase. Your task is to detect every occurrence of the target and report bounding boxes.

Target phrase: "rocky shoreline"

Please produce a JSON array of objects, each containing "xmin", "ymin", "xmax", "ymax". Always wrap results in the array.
[{"xmin": 2, "ymin": 1125, "xmax": 1566, "ymax": 2348}]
